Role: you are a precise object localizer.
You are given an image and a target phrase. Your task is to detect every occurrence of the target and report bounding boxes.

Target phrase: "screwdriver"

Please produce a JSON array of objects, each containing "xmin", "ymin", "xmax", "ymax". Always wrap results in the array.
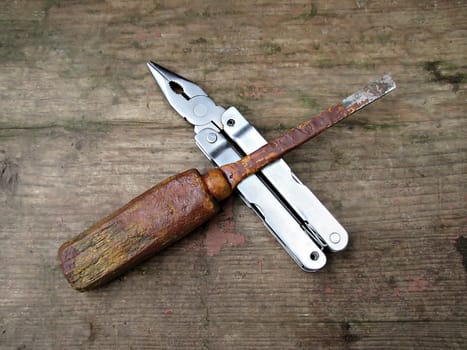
[{"xmin": 58, "ymin": 73, "xmax": 395, "ymax": 291}]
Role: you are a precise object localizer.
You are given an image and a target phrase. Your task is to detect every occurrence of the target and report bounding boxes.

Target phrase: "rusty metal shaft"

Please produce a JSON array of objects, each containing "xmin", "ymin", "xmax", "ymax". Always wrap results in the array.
[{"xmin": 221, "ymin": 75, "xmax": 396, "ymax": 188}]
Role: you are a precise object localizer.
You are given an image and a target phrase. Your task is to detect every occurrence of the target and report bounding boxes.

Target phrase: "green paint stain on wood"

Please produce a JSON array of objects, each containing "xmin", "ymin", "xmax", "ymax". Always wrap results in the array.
[
  {"xmin": 423, "ymin": 61, "xmax": 465, "ymax": 92},
  {"xmin": 410, "ymin": 134, "xmax": 432, "ymax": 144},
  {"xmin": 332, "ymin": 148, "xmax": 351, "ymax": 165},
  {"xmin": 295, "ymin": 3, "xmax": 318, "ymax": 20},
  {"xmin": 349, "ymin": 61, "xmax": 377, "ymax": 70},
  {"xmin": 190, "ymin": 37, "xmax": 208, "ymax": 45},
  {"xmin": 0, "ymin": 119, "xmax": 112, "ymax": 133},
  {"xmin": 361, "ymin": 122, "xmax": 403, "ymax": 131},
  {"xmin": 299, "ymin": 94, "xmax": 319, "ymax": 111},
  {"xmin": 221, "ymin": 100, "xmax": 253, "ymax": 116},
  {"xmin": 455, "ymin": 236, "xmax": 467, "ymax": 271},
  {"xmin": 344, "ymin": 119, "xmax": 407, "ymax": 131},
  {"xmin": 377, "ymin": 34, "xmax": 391, "ymax": 45},
  {"xmin": 260, "ymin": 42, "xmax": 281, "ymax": 55},
  {"xmin": 184, "ymin": 9, "xmax": 211, "ymax": 18},
  {"xmin": 43, "ymin": 0, "xmax": 63, "ymax": 13}
]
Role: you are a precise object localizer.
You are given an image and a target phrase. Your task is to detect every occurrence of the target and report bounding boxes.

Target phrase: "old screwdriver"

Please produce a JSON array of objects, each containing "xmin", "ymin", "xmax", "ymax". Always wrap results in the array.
[{"xmin": 58, "ymin": 67, "xmax": 395, "ymax": 291}]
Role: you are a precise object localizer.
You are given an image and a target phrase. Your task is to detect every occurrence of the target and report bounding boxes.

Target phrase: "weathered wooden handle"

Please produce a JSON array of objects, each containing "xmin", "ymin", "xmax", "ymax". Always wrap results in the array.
[{"xmin": 58, "ymin": 168, "xmax": 232, "ymax": 291}]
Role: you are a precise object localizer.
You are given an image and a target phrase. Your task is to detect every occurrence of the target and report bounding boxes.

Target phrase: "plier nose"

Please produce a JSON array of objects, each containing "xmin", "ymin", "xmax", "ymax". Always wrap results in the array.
[
  {"xmin": 147, "ymin": 61, "xmax": 224, "ymax": 130},
  {"xmin": 147, "ymin": 61, "xmax": 207, "ymax": 106}
]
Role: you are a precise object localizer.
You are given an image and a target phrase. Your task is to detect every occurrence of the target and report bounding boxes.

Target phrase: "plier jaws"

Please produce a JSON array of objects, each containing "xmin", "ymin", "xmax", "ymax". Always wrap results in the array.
[{"xmin": 147, "ymin": 61, "xmax": 224, "ymax": 130}]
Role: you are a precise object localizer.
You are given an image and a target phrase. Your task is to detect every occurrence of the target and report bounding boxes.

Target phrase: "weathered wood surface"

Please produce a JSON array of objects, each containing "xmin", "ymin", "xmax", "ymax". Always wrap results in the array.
[{"xmin": 0, "ymin": 1, "xmax": 465, "ymax": 349}]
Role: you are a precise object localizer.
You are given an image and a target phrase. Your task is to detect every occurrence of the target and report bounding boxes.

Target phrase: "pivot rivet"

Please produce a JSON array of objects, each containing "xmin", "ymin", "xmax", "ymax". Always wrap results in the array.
[
  {"xmin": 206, "ymin": 133, "xmax": 217, "ymax": 144},
  {"xmin": 194, "ymin": 103, "xmax": 208, "ymax": 118},
  {"xmin": 329, "ymin": 232, "xmax": 341, "ymax": 244}
]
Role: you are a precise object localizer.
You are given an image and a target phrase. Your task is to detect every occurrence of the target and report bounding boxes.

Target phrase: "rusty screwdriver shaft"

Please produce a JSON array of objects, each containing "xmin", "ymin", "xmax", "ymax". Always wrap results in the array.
[
  {"xmin": 221, "ymin": 74, "xmax": 395, "ymax": 189},
  {"xmin": 58, "ymin": 75, "xmax": 395, "ymax": 291}
]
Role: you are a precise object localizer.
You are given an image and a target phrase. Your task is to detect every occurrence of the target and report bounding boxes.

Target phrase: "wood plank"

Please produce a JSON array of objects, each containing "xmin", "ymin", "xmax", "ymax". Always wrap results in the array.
[{"xmin": 0, "ymin": 0, "xmax": 466, "ymax": 349}]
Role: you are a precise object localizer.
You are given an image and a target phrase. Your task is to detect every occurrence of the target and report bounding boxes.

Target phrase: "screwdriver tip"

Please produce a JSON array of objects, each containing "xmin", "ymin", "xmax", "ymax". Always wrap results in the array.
[{"xmin": 342, "ymin": 74, "xmax": 396, "ymax": 110}]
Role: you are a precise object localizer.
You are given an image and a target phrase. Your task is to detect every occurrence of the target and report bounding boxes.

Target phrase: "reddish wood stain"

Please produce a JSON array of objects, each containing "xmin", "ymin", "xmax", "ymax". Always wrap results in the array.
[
  {"xmin": 408, "ymin": 277, "xmax": 430, "ymax": 292},
  {"xmin": 204, "ymin": 199, "xmax": 245, "ymax": 256}
]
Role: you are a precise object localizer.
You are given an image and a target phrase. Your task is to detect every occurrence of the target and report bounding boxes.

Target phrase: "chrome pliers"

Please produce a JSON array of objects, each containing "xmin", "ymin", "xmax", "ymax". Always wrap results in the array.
[{"xmin": 148, "ymin": 61, "xmax": 348, "ymax": 271}]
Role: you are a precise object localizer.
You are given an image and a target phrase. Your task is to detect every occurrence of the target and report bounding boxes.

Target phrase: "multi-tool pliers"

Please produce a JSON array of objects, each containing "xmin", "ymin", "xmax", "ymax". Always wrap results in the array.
[{"xmin": 147, "ymin": 62, "xmax": 349, "ymax": 271}]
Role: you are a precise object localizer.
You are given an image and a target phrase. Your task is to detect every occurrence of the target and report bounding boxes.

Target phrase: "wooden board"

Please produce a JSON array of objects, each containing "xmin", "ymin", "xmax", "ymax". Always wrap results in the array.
[{"xmin": 0, "ymin": 0, "xmax": 465, "ymax": 349}]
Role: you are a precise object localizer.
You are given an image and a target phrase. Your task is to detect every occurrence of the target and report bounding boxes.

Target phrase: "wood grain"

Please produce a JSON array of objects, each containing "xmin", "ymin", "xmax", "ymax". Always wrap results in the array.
[{"xmin": 0, "ymin": 0, "xmax": 465, "ymax": 349}]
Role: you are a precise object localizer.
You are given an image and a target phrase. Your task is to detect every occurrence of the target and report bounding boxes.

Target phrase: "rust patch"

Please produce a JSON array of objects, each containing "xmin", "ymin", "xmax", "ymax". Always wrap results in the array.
[
  {"xmin": 204, "ymin": 199, "xmax": 245, "ymax": 256},
  {"xmin": 163, "ymin": 309, "xmax": 173, "ymax": 315},
  {"xmin": 58, "ymin": 244, "xmax": 78, "ymax": 278},
  {"xmin": 408, "ymin": 277, "xmax": 430, "ymax": 292},
  {"xmin": 240, "ymin": 81, "xmax": 283, "ymax": 99}
]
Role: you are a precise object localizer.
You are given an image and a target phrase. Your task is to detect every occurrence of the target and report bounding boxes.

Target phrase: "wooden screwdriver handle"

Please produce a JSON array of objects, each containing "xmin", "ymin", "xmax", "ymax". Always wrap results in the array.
[{"xmin": 58, "ymin": 168, "xmax": 232, "ymax": 291}]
